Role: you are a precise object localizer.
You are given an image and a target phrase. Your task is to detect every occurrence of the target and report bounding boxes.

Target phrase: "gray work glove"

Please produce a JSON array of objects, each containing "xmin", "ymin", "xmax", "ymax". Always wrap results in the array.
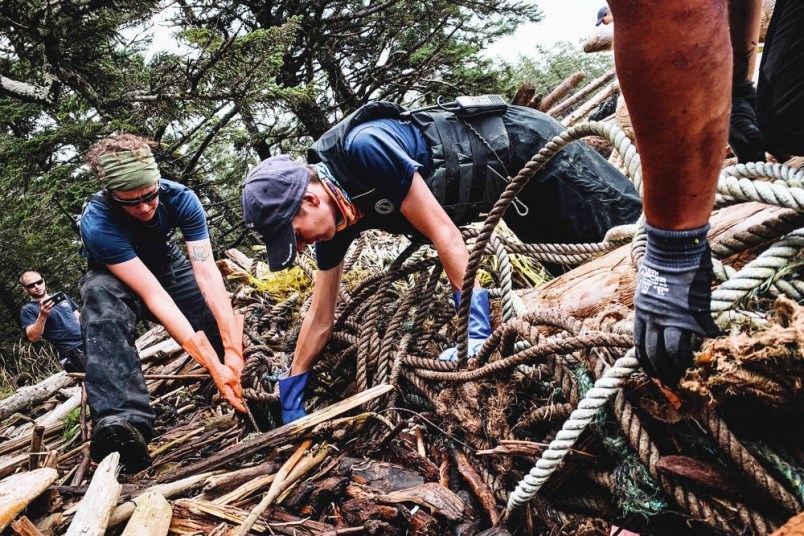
[{"xmin": 634, "ymin": 223, "xmax": 719, "ymax": 386}]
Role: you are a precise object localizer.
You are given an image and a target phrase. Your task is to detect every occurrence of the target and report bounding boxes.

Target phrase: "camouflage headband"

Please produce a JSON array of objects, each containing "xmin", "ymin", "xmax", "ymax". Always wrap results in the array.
[{"xmin": 97, "ymin": 146, "xmax": 160, "ymax": 192}]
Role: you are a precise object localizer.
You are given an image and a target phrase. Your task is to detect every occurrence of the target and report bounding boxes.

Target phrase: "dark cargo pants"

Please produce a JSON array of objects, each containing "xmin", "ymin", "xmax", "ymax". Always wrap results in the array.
[
  {"xmin": 79, "ymin": 257, "xmax": 223, "ymax": 438},
  {"xmin": 756, "ymin": 0, "xmax": 804, "ymax": 156},
  {"xmin": 500, "ymin": 105, "xmax": 643, "ymax": 245}
]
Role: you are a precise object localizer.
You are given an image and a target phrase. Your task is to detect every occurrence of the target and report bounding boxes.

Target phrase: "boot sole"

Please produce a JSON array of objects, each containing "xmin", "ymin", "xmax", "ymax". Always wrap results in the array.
[{"xmin": 90, "ymin": 422, "xmax": 151, "ymax": 474}]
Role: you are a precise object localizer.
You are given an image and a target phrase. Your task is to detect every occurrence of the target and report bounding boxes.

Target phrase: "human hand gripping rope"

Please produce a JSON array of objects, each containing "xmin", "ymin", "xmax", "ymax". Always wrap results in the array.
[{"xmin": 634, "ymin": 223, "xmax": 720, "ymax": 386}]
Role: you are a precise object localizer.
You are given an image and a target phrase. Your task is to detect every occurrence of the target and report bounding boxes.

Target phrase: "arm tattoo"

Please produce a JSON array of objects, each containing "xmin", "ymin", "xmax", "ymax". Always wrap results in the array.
[{"xmin": 190, "ymin": 244, "xmax": 210, "ymax": 262}]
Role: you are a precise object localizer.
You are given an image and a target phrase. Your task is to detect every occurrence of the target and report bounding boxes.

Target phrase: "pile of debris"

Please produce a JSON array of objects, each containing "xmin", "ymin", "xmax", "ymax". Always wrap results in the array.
[{"xmin": 1, "ymin": 70, "xmax": 802, "ymax": 535}]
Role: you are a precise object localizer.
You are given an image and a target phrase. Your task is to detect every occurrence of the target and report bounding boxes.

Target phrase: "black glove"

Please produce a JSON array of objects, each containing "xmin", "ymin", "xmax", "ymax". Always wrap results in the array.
[
  {"xmin": 634, "ymin": 223, "xmax": 719, "ymax": 386},
  {"xmin": 729, "ymin": 81, "xmax": 766, "ymax": 163},
  {"xmin": 729, "ymin": 80, "xmax": 791, "ymax": 164}
]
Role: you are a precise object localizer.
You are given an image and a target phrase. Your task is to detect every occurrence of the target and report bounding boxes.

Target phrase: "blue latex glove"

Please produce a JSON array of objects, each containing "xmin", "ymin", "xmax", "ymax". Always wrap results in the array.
[
  {"xmin": 278, "ymin": 370, "xmax": 309, "ymax": 424},
  {"xmin": 634, "ymin": 223, "xmax": 719, "ymax": 386},
  {"xmin": 439, "ymin": 289, "xmax": 492, "ymax": 362}
]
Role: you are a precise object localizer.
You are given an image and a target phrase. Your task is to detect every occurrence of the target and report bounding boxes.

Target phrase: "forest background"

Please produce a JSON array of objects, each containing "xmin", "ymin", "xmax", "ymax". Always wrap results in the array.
[{"xmin": 0, "ymin": 0, "xmax": 612, "ymax": 386}]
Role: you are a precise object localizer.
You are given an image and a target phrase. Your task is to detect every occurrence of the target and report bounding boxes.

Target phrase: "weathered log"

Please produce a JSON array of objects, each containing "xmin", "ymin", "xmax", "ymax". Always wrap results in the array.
[
  {"xmin": 172, "ymin": 499, "xmax": 270, "ymax": 534},
  {"xmin": 538, "ymin": 71, "xmax": 585, "ymax": 113},
  {"xmin": 199, "ymin": 460, "xmax": 281, "ymax": 499},
  {"xmin": 0, "ymin": 372, "xmax": 73, "ymax": 422},
  {"xmin": 133, "ymin": 324, "xmax": 170, "ymax": 350},
  {"xmin": 120, "ymin": 491, "xmax": 172, "ymax": 536},
  {"xmin": 546, "ymin": 69, "xmax": 616, "ymax": 118},
  {"xmin": 561, "ymin": 80, "xmax": 620, "ymax": 127},
  {"xmin": 214, "ymin": 473, "xmax": 275, "ymax": 506},
  {"xmin": 0, "ymin": 467, "xmax": 58, "ymax": 531},
  {"xmin": 339, "ymin": 457, "xmax": 425, "ymax": 493},
  {"xmin": 582, "ymin": 24, "xmax": 614, "ymax": 53},
  {"xmin": 107, "ymin": 470, "xmax": 218, "ymax": 529},
  {"xmin": 379, "ymin": 482, "xmax": 465, "ymax": 522},
  {"xmin": 224, "ymin": 247, "xmax": 254, "ymax": 273},
  {"xmin": 65, "ymin": 452, "xmax": 121, "ymax": 536},
  {"xmin": 511, "ymin": 83, "xmax": 535, "ymax": 107},
  {"xmin": 519, "ymin": 202, "xmax": 797, "ymax": 318},
  {"xmin": 11, "ymin": 387, "xmax": 81, "ymax": 440},
  {"xmin": 0, "ymin": 454, "xmax": 29, "ymax": 480},
  {"xmin": 137, "ymin": 338, "xmax": 182, "ymax": 361}
]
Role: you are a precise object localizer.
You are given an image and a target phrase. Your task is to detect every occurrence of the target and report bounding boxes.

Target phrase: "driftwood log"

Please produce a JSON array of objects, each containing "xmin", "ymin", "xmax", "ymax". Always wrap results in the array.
[
  {"xmin": 120, "ymin": 491, "xmax": 172, "ymax": 536},
  {"xmin": 65, "ymin": 453, "xmax": 121, "ymax": 536},
  {"xmin": 0, "ymin": 467, "xmax": 58, "ymax": 531},
  {"xmin": 519, "ymin": 202, "xmax": 795, "ymax": 317},
  {"xmin": 0, "ymin": 372, "xmax": 73, "ymax": 422}
]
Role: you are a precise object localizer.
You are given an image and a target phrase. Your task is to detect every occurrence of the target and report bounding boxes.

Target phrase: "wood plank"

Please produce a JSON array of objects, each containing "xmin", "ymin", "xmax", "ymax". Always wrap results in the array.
[
  {"xmin": 0, "ymin": 468, "xmax": 58, "ymax": 531},
  {"xmin": 120, "ymin": 491, "xmax": 172, "ymax": 536},
  {"xmin": 65, "ymin": 453, "xmax": 121, "ymax": 536}
]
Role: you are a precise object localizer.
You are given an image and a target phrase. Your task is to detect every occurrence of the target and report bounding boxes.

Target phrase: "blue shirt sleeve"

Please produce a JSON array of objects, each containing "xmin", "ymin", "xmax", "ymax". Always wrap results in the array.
[
  {"xmin": 20, "ymin": 302, "xmax": 38, "ymax": 329},
  {"xmin": 173, "ymin": 187, "xmax": 209, "ymax": 242}
]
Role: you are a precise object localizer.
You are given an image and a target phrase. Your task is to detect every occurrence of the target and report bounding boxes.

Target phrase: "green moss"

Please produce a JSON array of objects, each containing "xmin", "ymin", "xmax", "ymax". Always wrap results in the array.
[{"xmin": 62, "ymin": 407, "xmax": 82, "ymax": 441}]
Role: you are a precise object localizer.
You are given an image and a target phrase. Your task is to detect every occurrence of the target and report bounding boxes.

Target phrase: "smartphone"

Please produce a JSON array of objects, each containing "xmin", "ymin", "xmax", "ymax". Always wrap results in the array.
[{"xmin": 43, "ymin": 291, "xmax": 67, "ymax": 307}]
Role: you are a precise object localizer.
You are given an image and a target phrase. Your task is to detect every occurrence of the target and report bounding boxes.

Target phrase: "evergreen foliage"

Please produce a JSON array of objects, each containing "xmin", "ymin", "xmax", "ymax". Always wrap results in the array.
[{"xmin": 0, "ymin": 0, "xmax": 604, "ymax": 373}]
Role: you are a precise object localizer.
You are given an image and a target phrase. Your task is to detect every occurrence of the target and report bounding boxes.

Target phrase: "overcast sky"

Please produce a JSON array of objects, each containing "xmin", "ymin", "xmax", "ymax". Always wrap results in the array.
[
  {"xmin": 145, "ymin": 1, "xmax": 610, "ymax": 62},
  {"xmin": 483, "ymin": 0, "xmax": 609, "ymax": 60}
]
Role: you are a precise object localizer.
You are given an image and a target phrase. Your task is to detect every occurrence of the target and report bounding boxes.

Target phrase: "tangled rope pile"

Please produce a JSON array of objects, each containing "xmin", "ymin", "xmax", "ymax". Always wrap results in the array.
[{"xmin": 238, "ymin": 121, "xmax": 803, "ymax": 534}]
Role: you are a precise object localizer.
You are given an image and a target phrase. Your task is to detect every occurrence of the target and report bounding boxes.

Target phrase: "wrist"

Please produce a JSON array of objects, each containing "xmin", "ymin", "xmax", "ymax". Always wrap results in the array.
[{"xmin": 643, "ymin": 223, "xmax": 710, "ymax": 269}]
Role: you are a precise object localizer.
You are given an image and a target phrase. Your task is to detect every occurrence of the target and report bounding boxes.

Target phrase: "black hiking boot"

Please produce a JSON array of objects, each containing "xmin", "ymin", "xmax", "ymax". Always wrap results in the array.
[{"xmin": 90, "ymin": 416, "xmax": 152, "ymax": 474}]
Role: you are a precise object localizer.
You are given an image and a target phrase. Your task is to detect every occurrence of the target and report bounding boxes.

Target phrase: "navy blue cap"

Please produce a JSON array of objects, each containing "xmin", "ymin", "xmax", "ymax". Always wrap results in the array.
[
  {"xmin": 241, "ymin": 155, "xmax": 310, "ymax": 271},
  {"xmin": 596, "ymin": 6, "xmax": 609, "ymax": 26}
]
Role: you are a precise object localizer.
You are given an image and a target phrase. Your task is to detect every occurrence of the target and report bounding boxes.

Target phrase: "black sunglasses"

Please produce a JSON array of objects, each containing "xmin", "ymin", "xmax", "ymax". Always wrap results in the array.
[
  {"xmin": 108, "ymin": 186, "xmax": 161, "ymax": 207},
  {"xmin": 23, "ymin": 279, "xmax": 44, "ymax": 289}
]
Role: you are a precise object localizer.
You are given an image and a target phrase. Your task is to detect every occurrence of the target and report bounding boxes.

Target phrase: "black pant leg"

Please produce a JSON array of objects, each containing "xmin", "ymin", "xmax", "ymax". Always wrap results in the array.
[
  {"xmin": 756, "ymin": 0, "xmax": 804, "ymax": 156},
  {"xmin": 79, "ymin": 270, "xmax": 155, "ymax": 437},
  {"xmin": 501, "ymin": 106, "xmax": 642, "ymax": 245}
]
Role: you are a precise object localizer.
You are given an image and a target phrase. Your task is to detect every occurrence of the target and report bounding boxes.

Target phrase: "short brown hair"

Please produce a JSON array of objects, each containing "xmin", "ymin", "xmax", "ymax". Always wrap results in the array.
[{"xmin": 85, "ymin": 134, "xmax": 158, "ymax": 176}]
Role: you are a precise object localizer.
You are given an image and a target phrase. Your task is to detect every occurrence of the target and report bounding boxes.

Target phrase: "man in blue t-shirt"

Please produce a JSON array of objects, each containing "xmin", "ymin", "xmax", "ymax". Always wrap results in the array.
[
  {"xmin": 241, "ymin": 103, "xmax": 642, "ymax": 424},
  {"xmin": 79, "ymin": 133, "xmax": 246, "ymax": 473},
  {"xmin": 19, "ymin": 270, "xmax": 86, "ymax": 373}
]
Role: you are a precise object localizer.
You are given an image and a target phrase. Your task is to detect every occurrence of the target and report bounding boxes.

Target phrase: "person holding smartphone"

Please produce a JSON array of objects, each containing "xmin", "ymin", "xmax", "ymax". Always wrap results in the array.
[
  {"xmin": 19, "ymin": 270, "xmax": 86, "ymax": 373},
  {"xmin": 78, "ymin": 133, "xmax": 246, "ymax": 473}
]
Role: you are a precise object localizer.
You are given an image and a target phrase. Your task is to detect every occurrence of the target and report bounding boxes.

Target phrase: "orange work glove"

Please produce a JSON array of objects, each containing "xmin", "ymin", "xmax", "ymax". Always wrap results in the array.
[
  {"xmin": 223, "ymin": 314, "xmax": 246, "ymax": 380},
  {"xmin": 182, "ymin": 331, "xmax": 247, "ymax": 413}
]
